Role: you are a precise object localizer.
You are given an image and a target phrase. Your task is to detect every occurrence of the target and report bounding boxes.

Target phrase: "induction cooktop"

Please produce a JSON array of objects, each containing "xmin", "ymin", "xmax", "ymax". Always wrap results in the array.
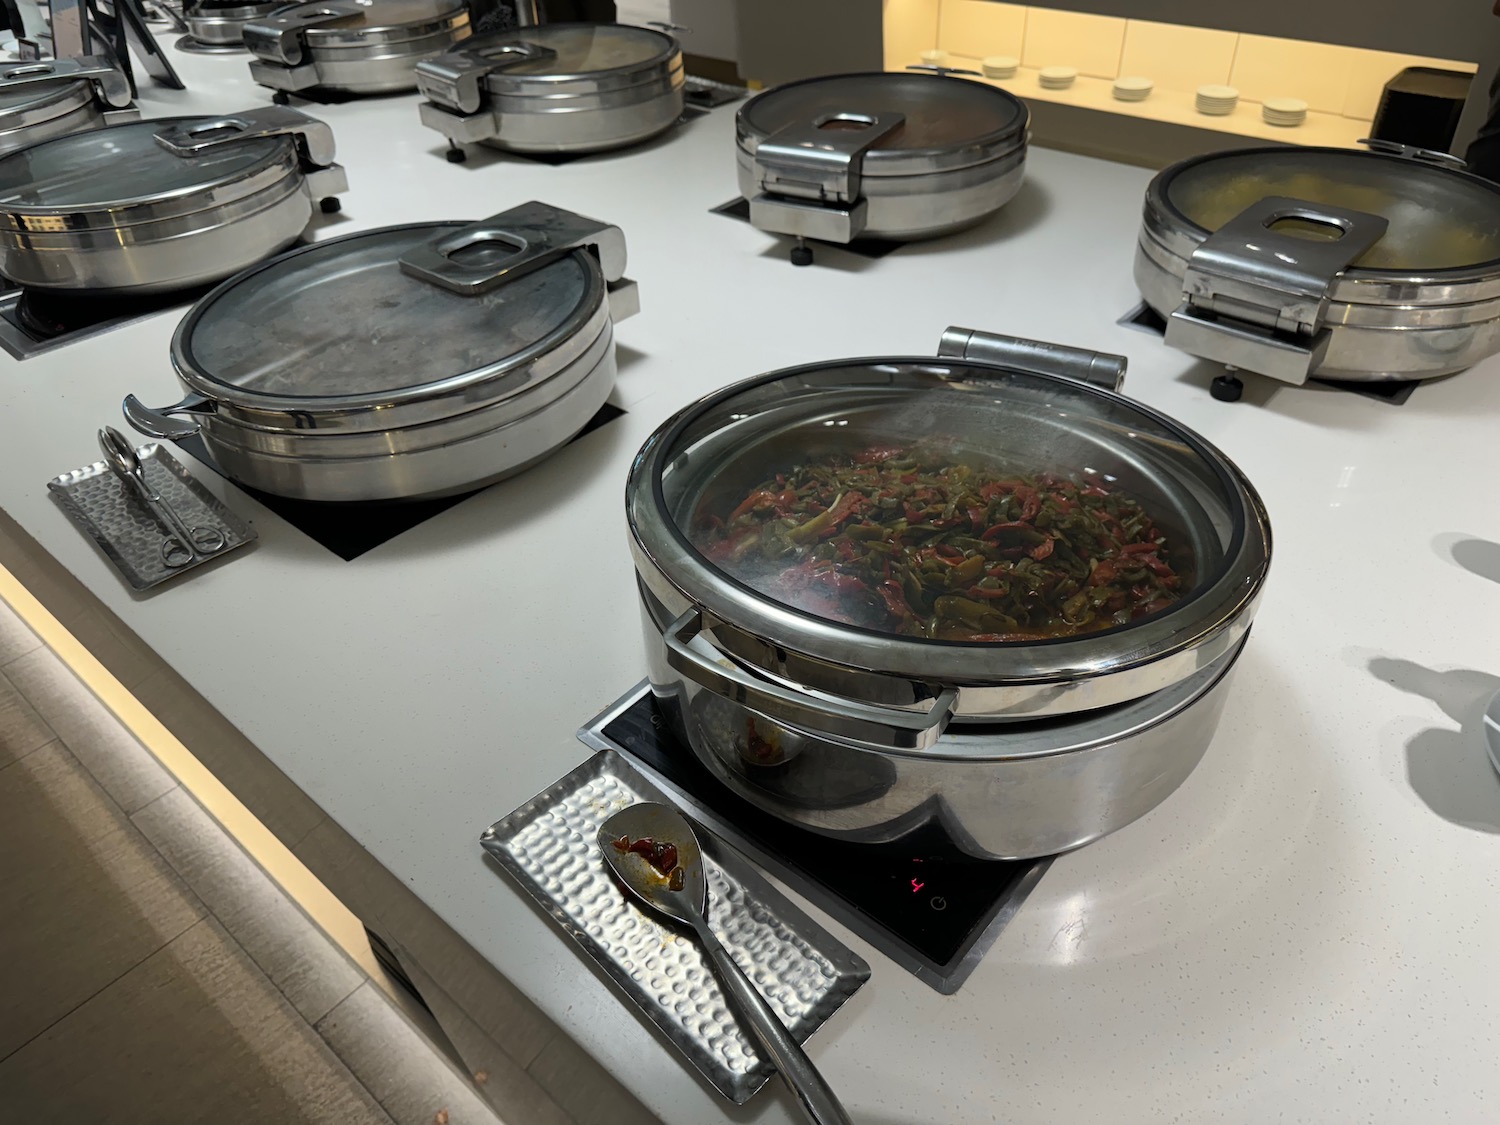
[
  {"xmin": 581, "ymin": 683, "xmax": 1053, "ymax": 994},
  {"xmin": 0, "ymin": 286, "xmax": 199, "ymax": 361}
]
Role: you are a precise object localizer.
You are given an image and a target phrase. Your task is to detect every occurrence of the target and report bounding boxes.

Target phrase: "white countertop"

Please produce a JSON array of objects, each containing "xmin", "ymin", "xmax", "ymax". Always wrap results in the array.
[{"xmin": 4, "ymin": 39, "xmax": 1500, "ymax": 1125}]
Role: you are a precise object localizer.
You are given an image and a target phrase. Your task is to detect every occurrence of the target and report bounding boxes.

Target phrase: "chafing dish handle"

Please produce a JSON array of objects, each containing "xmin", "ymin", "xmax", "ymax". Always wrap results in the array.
[
  {"xmin": 939, "ymin": 327, "xmax": 1127, "ymax": 390},
  {"xmin": 122, "ymin": 394, "xmax": 214, "ymax": 441},
  {"xmin": 666, "ymin": 608, "xmax": 958, "ymax": 753},
  {"xmin": 243, "ymin": 1, "xmax": 364, "ymax": 66}
]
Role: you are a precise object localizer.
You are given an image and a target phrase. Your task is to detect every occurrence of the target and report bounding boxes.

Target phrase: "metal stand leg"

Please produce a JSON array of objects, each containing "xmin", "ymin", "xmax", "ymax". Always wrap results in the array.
[
  {"xmin": 1211, "ymin": 367, "xmax": 1245, "ymax": 402},
  {"xmin": 319, "ymin": 197, "xmax": 341, "ymax": 214},
  {"xmin": 790, "ymin": 238, "xmax": 813, "ymax": 267},
  {"xmin": 445, "ymin": 141, "xmax": 467, "ymax": 164}
]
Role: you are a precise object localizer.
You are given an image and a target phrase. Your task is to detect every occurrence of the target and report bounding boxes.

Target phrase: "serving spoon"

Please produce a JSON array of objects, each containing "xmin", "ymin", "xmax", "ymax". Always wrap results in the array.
[{"xmin": 598, "ymin": 802, "xmax": 853, "ymax": 1125}]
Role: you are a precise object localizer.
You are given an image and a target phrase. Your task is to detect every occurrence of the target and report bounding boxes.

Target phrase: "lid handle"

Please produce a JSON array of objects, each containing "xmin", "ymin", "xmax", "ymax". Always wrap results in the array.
[
  {"xmin": 1358, "ymin": 137, "xmax": 1467, "ymax": 171},
  {"xmin": 903, "ymin": 63, "xmax": 983, "ymax": 77},
  {"xmin": 938, "ymin": 327, "xmax": 1127, "ymax": 391},
  {"xmin": 0, "ymin": 55, "xmax": 132, "ymax": 109},
  {"xmin": 398, "ymin": 200, "xmax": 629, "ymax": 297},
  {"xmin": 416, "ymin": 41, "xmax": 558, "ymax": 114},
  {"xmin": 243, "ymin": 1, "xmax": 365, "ymax": 66},
  {"xmin": 1167, "ymin": 195, "xmax": 1389, "ymax": 383},
  {"xmin": 152, "ymin": 106, "xmax": 339, "ymax": 170}
]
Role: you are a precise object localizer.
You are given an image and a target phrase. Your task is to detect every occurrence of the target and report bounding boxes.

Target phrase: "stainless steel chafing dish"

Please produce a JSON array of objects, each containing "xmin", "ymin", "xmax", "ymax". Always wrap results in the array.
[
  {"xmin": 1135, "ymin": 141, "xmax": 1500, "ymax": 393},
  {"xmin": 0, "ymin": 56, "xmax": 136, "ymax": 156},
  {"xmin": 124, "ymin": 201, "xmax": 639, "ymax": 503},
  {"xmin": 0, "ymin": 106, "xmax": 347, "ymax": 295},
  {"xmin": 735, "ymin": 72, "xmax": 1029, "ymax": 262},
  {"xmin": 417, "ymin": 22, "xmax": 684, "ymax": 157},
  {"xmin": 245, "ymin": 0, "xmax": 472, "ymax": 97},
  {"xmin": 179, "ymin": 0, "xmax": 286, "ymax": 51},
  {"xmin": 626, "ymin": 328, "xmax": 1271, "ymax": 860}
]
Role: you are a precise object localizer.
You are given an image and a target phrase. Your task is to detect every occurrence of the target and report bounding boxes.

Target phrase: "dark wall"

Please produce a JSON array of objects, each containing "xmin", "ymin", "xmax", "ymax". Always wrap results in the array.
[{"xmin": 736, "ymin": 0, "xmax": 883, "ymax": 86}]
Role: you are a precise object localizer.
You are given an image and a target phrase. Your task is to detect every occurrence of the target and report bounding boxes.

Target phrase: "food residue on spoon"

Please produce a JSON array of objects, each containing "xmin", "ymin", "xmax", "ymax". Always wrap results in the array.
[{"xmin": 613, "ymin": 834, "xmax": 684, "ymax": 889}]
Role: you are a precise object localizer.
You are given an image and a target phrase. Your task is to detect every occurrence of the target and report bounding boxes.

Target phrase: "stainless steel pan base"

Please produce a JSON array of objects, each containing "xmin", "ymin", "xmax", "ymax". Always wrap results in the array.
[
  {"xmin": 641, "ymin": 584, "xmax": 1245, "ymax": 861},
  {"xmin": 735, "ymin": 148, "xmax": 1026, "ymax": 242},
  {"xmin": 1133, "ymin": 239, "xmax": 1500, "ymax": 383},
  {"xmin": 194, "ymin": 320, "xmax": 617, "ymax": 502}
]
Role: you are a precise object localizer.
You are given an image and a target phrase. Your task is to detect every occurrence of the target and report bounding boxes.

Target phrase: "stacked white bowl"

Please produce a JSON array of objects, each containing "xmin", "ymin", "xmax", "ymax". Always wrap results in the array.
[
  {"xmin": 1195, "ymin": 84, "xmax": 1239, "ymax": 115},
  {"xmin": 982, "ymin": 55, "xmax": 1019, "ymax": 80},
  {"xmin": 921, "ymin": 49, "xmax": 948, "ymax": 67},
  {"xmin": 1112, "ymin": 76, "xmax": 1154, "ymax": 102},
  {"xmin": 1039, "ymin": 65, "xmax": 1078, "ymax": 90},
  {"xmin": 1262, "ymin": 97, "xmax": 1309, "ymax": 127}
]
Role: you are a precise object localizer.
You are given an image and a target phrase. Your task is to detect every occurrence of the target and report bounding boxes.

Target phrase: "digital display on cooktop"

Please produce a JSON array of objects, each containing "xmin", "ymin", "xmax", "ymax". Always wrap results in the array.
[{"xmin": 590, "ymin": 687, "xmax": 1051, "ymax": 993}]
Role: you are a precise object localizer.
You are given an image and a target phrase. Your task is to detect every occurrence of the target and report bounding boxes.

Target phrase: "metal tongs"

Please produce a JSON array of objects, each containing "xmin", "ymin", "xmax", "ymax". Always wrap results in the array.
[{"xmin": 98, "ymin": 427, "xmax": 226, "ymax": 568}]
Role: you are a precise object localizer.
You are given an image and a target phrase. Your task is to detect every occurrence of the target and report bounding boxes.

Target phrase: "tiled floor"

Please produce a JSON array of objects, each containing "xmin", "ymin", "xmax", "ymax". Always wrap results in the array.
[{"xmin": 0, "ymin": 596, "xmax": 511, "ymax": 1125}]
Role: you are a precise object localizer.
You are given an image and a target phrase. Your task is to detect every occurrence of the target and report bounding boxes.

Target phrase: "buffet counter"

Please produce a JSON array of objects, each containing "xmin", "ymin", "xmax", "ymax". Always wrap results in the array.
[{"xmin": 2, "ymin": 38, "xmax": 1499, "ymax": 1125}]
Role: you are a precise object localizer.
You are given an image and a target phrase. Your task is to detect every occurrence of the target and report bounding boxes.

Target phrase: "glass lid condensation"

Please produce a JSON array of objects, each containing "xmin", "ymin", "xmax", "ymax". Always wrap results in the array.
[
  {"xmin": 742, "ymin": 73, "xmax": 1023, "ymax": 162},
  {"xmin": 0, "ymin": 118, "xmax": 282, "ymax": 209},
  {"xmin": 181, "ymin": 224, "xmax": 593, "ymax": 400},
  {"xmin": 660, "ymin": 363, "xmax": 1241, "ymax": 646},
  {"xmin": 477, "ymin": 23, "xmax": 672, "ymax": 75},
  {"xmin": 1166, "ymin": 149, "xmax": 1500, "ymax": 271}
]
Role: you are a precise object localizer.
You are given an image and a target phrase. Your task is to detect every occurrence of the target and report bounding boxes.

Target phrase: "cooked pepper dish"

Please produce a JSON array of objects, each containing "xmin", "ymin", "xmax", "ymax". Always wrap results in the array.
[{"xmin": 694, "ymin": 444, "xmax": 1183, "ymax": 641}]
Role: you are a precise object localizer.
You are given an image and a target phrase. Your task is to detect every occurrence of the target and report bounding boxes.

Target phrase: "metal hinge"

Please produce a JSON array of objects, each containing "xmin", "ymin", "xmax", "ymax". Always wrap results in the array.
[
  {"xmin": 415, "ymin": 40, "xmax": 556, "ymax": 115},
  {"xmin": 938, "ymin": 327, "xmax": 1127, "ymax": 391},
  {"xmin": 0, "ymin": 55, "xmax": 133, "ymax": 109},
  {"xmin": 749, "ymin": 111, "xmax": 904, "ymax": 244},
  {"xmin": 1165, "ymin": 195, "xmax": 1388, "ymax": 384}
]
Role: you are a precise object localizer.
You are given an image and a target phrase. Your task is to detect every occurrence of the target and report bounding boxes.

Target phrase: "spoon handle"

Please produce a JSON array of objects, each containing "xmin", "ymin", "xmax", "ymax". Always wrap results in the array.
[{"xmin": 695, "ymin": 921, "xmax": 853, "ymax": 1125}]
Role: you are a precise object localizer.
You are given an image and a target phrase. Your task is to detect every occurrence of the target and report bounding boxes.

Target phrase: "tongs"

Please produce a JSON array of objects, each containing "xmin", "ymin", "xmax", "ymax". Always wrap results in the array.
[{"xmin": 98, "ymin": 427, "xmax": 226, "ymax": 568}]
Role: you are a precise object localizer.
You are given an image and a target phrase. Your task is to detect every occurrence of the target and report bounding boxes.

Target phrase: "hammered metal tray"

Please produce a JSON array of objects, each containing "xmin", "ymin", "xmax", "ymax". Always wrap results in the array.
[
  {"xmin": 480, "ymin": 751, "xmax": 869, "ymax": 1104},
  {"xmin": 48, "ymin": 443, "xmax": 257, "ymax": 591}
]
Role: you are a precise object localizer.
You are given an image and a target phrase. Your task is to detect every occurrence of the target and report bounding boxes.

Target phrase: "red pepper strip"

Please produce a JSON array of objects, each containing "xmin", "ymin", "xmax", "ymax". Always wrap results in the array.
[
  {"xmin": 729, "ymin": 489, "xmax": 779, "ymax": 523},
  {"xmin": 1119, "ymin": 541, "xmax": 1161, "ymax": 556},
  {"xmin": 966, "ymin": 586, "xmax": 1014, "ymax": 599},
  {"xmin": 855, "ymin": 445, "xmax": 906, "ymax": 464},
  {"xmin": 1029, "ymin": 537, "xmax": 1055, "ymax": 561},
  {"xmin": 1014, "ymin": 486, "xmax": 1041, "ymax": 522},
  {"xmin": 981, "ymin": 521, "xmax": 1030, "ymax": 542},
  {"xmin": 904, "ymin": 504, "xmax": 925, "ymax": 523},
  {"xmin": 1090, "ymin": 559, "xmax": 1120, "ymax": 585},
  {"xmin": 1082, "ymin": 485, "xmax": 1110, "ymax": 499},
  {"xmin": 878, "ymin": 579, "xmax": 914, "ymax": 620}
]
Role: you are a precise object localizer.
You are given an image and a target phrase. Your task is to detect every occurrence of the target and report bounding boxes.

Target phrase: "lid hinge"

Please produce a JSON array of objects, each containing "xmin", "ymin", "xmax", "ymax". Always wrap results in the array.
[
  {"xmin": 0, "ymin": 55, "xmax": 133, "ymax": 110},
  {"xmin": 749, "ymin": 111, "xmax": 904, "ymax": 244},
  {"xmin": 151, "ymin": 106, "xmax": 347, "ymax": 201},
  {"xmin": 416, "ymin": 40, "xmax": 557, "ymax": 116},
  {"xmin": 244, "ymin": 1, "xmax": 363, "ymax": 67},
  {"xmin": 398, "ymin": 200, "xmax": 637, "ymax": 320},
  {"xmin": 938, "ymin": 327, "xmax": 1127, "ymax": 391},
  {"xmin": 1165, "ymin": 195, "xmax": 1388, "ymax": 384}
]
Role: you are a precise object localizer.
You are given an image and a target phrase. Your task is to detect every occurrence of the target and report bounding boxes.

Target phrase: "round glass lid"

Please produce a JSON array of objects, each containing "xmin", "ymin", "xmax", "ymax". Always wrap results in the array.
[
  {"xmin": 1163, "ymin": 148, "xmax": 1500, "ymax": 272},
  {"xmin": 739, "ymin": 72, "xmax": 1025, "ymax": 169},
  {"xmin": 656, "ymin": 361, "xmax": 1259, "ymax": 646},
  {"xmin": 474, "ymin": 22, "xmax": 676, "ymax": 77},
  {"xmin": 176, "ymin": 222, "xmax": 599, "ymax": 408},
  {"xmin": 0, "ymin": 117, "xmax": 282, "ymax": 211}
]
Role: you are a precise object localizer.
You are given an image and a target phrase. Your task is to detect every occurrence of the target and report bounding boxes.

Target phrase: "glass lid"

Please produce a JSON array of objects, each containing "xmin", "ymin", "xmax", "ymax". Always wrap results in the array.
[
  {"xmin": 654, "ymin": 361, "xmax": 1254, "ymax": 647},
  {"xmin": 1163, "ymin": 147, "xmax": 1500, "ymax": 272},
  {"xmin": 303, "ymin": 0, "xmax": 465, "ymax": 35},
  {"xmin": 176, "ymin": 222, "xmax": 600, "ymax": 407},
  {"xmin": 0, "ymin": 117, "xmax": 282, "ymax": 211},
  {"xmin": 739, "ymin": 72, "xmax": 1026, "ymax": 169},
  {"xmin": 474, "ymin": 22, "xmax": 675, "ymax": 76}
]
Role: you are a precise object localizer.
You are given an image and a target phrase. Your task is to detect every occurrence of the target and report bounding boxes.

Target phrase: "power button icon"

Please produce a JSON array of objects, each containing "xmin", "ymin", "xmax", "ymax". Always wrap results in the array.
[{"xmin": 929, "ymin": 896, "xmax": 947, "ymax": 911}]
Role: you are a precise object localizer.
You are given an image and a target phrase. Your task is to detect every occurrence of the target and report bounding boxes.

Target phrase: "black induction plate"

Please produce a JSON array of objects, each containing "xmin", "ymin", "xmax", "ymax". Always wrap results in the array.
[
  {"xmin": 1116, "ymin": 301, "xmax": 1420, "ymax": 405},
  {"xmin": 581, "ymin": 683, "xmax": 1052, "ymax": 994},
  {"xmin": 710, "ymin": 197, "xmax": 906, "ymax": 260},
  {"xmin": 0, "ymin": 286, "xmax": 200, "ymax": 361},
  {"xmin": 179, "ymin": 402, "xmax": 625, "ymax": 560}
]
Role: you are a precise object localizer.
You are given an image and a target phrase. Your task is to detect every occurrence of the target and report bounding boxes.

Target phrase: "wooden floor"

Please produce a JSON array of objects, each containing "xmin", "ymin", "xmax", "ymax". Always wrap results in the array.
[{"xmin": 0, "ymin": 596, "xmax": 515, "ymax": 1125}]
